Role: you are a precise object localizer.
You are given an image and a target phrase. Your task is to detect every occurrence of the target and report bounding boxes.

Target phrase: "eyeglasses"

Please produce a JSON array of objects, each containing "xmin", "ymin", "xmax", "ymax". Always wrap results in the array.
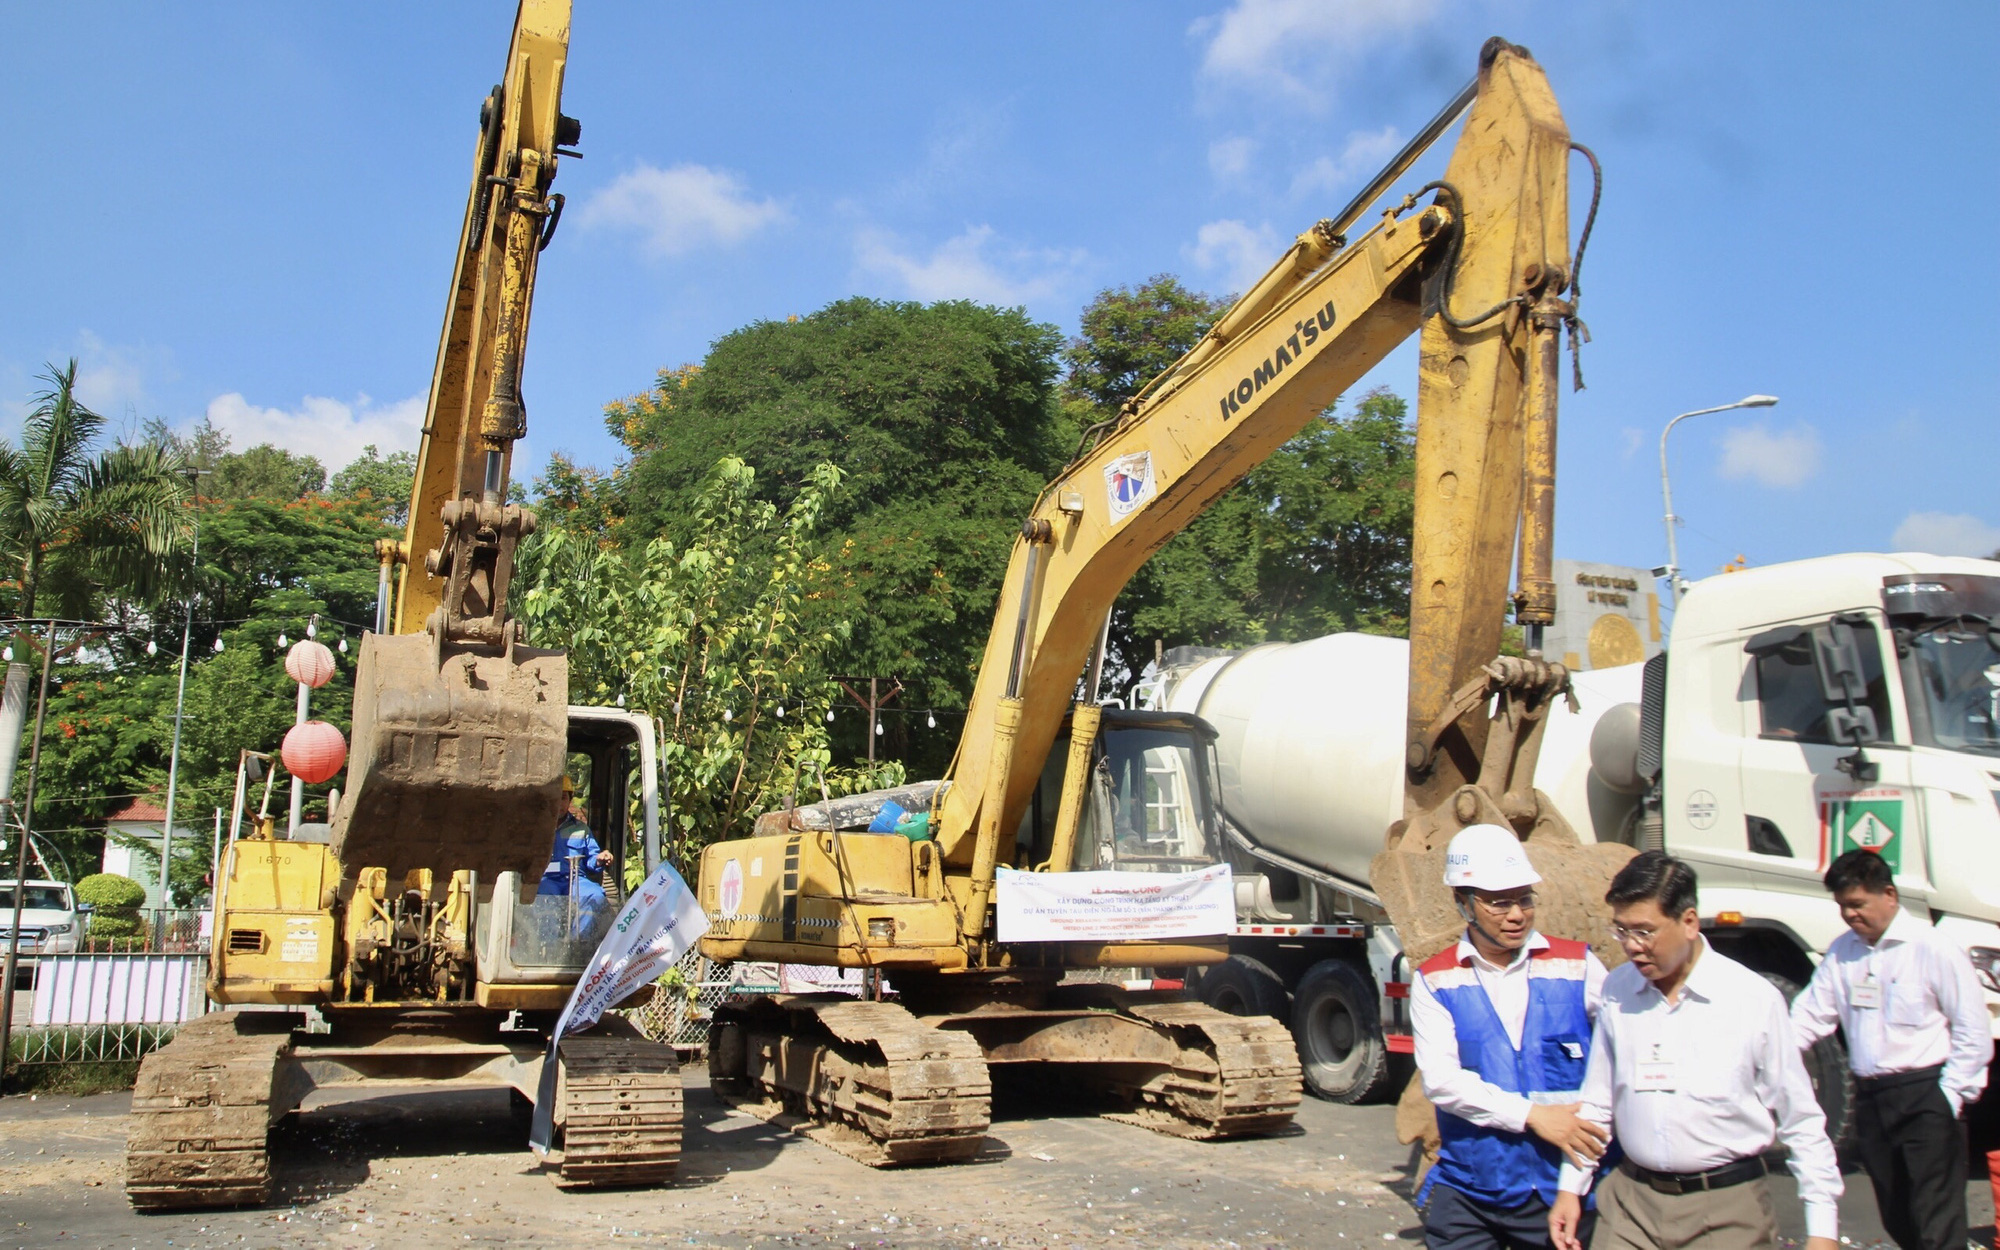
[
  {"xmin": 1473, "ymin": 892, "xmax": 1538, "ymax": 915},
  {"xmin": 1609, "ymin": 923, "xmax": 1664, "ymax": 950}
]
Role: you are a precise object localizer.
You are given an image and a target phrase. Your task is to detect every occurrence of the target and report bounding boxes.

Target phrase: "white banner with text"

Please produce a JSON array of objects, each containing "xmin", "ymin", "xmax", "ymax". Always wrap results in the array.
[{"xmin": 995, "ymin": 863, "xmax": 1233, "ymax": 943}]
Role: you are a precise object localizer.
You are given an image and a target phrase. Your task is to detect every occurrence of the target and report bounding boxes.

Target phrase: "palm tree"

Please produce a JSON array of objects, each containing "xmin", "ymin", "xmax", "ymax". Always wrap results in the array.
[{"xmin": 0, "ymin": 359, "xmax": 191, "ymax": 621}]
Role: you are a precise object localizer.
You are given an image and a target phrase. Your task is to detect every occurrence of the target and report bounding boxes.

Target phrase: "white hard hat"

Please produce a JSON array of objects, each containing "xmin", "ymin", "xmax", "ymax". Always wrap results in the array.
[{"xmin": 1443, "ymin": 824, "xmax": 1542, "ymax": 892}]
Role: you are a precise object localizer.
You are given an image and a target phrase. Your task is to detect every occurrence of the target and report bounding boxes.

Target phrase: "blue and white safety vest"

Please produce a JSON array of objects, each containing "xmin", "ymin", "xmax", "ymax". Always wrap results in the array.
[{"xmin": 1417, "ymin": 935, "xmax": 1596, "ymax": 1210}]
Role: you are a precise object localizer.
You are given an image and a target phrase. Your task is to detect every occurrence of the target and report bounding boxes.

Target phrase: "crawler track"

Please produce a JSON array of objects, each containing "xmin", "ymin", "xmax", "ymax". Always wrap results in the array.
[
  {"xmin": 1101, "ymin": 1002, "xmax": 1302, "ymax": 1139},
  {"xmin": 555, "ymin": 1028, "xmax": 684, "ymax": 1187},
  {"xmin": 126, "ymin": 1012, "xmax": 297, "ymax": 1211},
  {"xmin": 709, "ymin": 996, "xmax": 991, "ymax": 1166}
]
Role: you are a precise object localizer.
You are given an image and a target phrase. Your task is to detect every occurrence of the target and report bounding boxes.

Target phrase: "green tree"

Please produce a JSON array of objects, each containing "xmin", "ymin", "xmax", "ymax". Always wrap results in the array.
[
  {"xmin": 1062, "ymin": 274, "xmax": 1227, "ymax": 413},
  {"xmin": 1122, "ymin": 389, "xmax": 1416, "ymax": 657},
  {"xmin": 143, "ymin": 416, "xmax": 326, "ymax": 501},
  {"xmin": 0, "ymin": 360, "xmax": 191, "ymax": 620},
  {"xmin": 330, "ymin": 444, "xmax": 417, "ymax": 526},
  {"xmin": 33, "ymin": 494, "xmax": 393, "ymax": 882},
  {"xmin": 608, "ymin": 298, "xmax": 1074, "ymax": 773},
  {"xmin": 519, "ymin": 456, "xmax": 888, "ymax": 868},
  {"xmin": 211, "ymin": 444, "xmax": 326, "ymax": 501},
  {"xmin": 1060, "ymin": 281, "xmax": 1417, "ymax": 681}
]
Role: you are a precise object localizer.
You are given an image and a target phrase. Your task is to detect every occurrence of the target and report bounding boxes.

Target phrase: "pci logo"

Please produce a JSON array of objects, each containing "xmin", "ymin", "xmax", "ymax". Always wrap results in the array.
[
  {"xmin": 1103, "ymin": 451, "xmax": 1155, "ymax": 524},
  {"xmin": 1818, "ymin": 789, "xmax": 1903, "ymax": 873}
]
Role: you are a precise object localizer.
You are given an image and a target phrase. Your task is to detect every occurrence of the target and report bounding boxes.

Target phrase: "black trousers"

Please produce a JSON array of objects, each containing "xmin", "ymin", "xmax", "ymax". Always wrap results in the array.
[
  {"xmin": 1423, "ymin": 1184, "xmax": 1593, "ymax": 1250},
  {"xmin": 1853, "ymin": 1066, "xmax": 1967, "ymax": 1250}
]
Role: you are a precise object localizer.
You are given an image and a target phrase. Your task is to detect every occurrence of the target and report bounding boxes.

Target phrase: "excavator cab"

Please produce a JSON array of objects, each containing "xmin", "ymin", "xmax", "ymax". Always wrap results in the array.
[
  {"xmin": 1017, "ymin": 708, "xmax": 1224, "ymax": 874},
  {"xmin": 476, "ymin": 706, "xmax": 662, "ymax": 1002}
]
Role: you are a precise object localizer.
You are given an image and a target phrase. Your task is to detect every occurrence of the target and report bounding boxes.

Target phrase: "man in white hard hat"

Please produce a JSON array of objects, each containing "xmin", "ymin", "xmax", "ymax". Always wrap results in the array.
[{"xmin": 1411, "ymin": 823, "xmax": 1612, "ymax": 1250}]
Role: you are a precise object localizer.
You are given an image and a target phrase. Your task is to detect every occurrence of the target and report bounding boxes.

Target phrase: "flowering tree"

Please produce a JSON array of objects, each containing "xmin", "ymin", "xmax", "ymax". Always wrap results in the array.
[{"xmin": 519, "ymin": 456, "xmax": 897, "ymax": 871}]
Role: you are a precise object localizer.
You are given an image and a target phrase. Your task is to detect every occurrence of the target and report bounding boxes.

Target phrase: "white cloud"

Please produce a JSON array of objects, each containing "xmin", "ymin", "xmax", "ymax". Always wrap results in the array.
[
  {"xmin": 578, "ymin": 163, "xmax": 787, "ymax": 258},
  {"xmin": 200, "ymin": 391, "xmax": 424, "ymax": 471},
  {"xmin": 1619, "ymin": 427, "xmax": 1644, "ymax": 461},
  {"xmin": 1290, "ymin": 125, "xmax": 1402, "ymax": 199},
  {"xmin": 853, "ymin": 225, "xmax": 1086, "ymax": 306},
  {"xmin": 1892, "ymin": 512, "xmax": 2000, "ymax": 558},
  {"xmin": 1715, "ymin": 422, "xmax": 1822, "ymax": 489},
  {"xmin": 71, "ymin": 330, "xmax": 156, "ymax": 416},
  {"xmin": 1186, "ymin": 219, "xmax": 1285, "ymax": 296},
  {"xmin": 1193, "ymin": 0, "xmax": 1443, "ymax": 102},
  {"xmin": 1208, "ymin": 135, "xmax": 1257, "ymax": 178}
]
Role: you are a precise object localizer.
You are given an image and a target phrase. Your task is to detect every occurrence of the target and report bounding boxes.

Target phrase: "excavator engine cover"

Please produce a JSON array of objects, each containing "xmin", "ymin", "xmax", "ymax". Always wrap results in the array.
[{"xmin": 332, "ymin": 630, "xmax": 569, "ymax": 883}]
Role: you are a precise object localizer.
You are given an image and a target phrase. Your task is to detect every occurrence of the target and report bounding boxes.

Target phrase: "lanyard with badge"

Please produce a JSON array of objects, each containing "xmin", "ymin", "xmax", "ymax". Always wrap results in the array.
[
  {"xmin": 1633, "ymin": 1040, "xmax": 1677, "ymax": 1092},
  {"xmin": 1852, "ymin": 951, "xmax": 1882, "ymax": 1009}
]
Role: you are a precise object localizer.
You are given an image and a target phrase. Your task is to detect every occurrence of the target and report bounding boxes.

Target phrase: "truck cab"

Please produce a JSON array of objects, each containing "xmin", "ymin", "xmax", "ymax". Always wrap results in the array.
[{"xmin": 1653, "ymin": 554, "xmax": 2000, "ymax": 1032}]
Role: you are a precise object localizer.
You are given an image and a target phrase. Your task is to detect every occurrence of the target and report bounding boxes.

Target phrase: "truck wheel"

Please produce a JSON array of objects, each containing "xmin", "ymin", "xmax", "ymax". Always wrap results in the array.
[
  {"xmin": 1195, "ymin": 955, "xmax": 1288, "ymax": 1019},
  {"xmin": 1292, "ymin": 959, "xmax": 1393, "ymax": 1105},
  {"xmin": 1761, "ymin": 972, "xmax": 1855, "ymax": 1150}
]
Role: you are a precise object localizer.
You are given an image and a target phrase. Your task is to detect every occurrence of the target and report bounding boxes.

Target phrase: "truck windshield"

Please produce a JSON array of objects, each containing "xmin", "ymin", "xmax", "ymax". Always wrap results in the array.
[
  {"xmin": 8, "ymin": 886, "xmax": 70, "ymax": 910},
  {"xmin": 1901, "ymin": 623, "xmax": 2000, "ymax": 757}
]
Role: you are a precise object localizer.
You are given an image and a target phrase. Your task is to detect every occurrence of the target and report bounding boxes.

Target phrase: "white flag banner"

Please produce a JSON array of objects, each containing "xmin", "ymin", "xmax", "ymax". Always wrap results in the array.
[
  {"xmin": 529, "ymin": 860, "xmax": 709, "ymax": 1156},
  {"xmin": 994, "ymin": 863, "xmax": 1233, "ymax": 943}
]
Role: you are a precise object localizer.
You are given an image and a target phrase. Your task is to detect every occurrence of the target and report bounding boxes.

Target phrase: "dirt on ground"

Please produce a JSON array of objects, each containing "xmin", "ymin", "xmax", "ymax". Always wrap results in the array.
[{"xmin": 0, "ymin": 1065, "xmax": 1986, "ymax": 1249}]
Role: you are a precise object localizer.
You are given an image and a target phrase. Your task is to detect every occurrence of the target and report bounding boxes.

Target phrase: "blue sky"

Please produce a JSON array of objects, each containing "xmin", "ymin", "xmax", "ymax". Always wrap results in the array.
[{"xmin": 5, "ymin": 2, "xmax": 1996, "ymax": 595}]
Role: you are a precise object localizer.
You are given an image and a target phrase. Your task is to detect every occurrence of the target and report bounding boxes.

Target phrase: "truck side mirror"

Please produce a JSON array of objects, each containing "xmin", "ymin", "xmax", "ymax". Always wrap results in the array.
[{"xmin": 1810, "ymin": 621, "xmax": 1868, "ymax": 704}]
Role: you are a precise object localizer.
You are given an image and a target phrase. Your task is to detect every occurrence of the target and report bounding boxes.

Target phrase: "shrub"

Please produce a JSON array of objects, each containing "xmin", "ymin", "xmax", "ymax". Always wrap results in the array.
[
  {"xmin": 75, "ymin": 873, "xmax": 146, "ymax": 910},
  {"xmin": 75, "ymin": 872, "xmax": 146, "ymax": 939}
]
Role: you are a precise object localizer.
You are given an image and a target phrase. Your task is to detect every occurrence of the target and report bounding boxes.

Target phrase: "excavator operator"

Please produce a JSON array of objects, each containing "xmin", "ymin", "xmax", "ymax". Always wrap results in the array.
[{"xmin": 539, "ymin": 775, "xmax": 612, "ymax": 909}]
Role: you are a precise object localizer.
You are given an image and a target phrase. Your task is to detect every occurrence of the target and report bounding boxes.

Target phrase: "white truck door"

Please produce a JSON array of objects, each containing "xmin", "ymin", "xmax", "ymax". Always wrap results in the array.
[{"xmin": 1735, "ymin": 614, "xmax": 1930, "ymax": 907}]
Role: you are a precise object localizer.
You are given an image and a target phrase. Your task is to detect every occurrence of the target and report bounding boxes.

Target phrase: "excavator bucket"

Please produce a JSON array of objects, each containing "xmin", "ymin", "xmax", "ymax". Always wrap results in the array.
[
  {"xmin": 1370, "ymin": 783, "xmax": 1635, "ymax": 970},
  {"xmin": 331, "ymin": 630, "xmax": 569, "ymax": 884}
]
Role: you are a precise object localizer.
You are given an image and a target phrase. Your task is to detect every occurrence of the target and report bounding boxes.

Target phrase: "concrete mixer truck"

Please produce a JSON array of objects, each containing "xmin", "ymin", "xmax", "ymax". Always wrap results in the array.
[{"xmin": 1151, "ymin": 551, "xmax": 2000, "ymax": 1142}]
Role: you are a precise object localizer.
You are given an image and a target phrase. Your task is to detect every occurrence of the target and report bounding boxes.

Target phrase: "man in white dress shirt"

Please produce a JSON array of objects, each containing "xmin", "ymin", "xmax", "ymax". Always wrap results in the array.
[
  {"xmin": 1548, "ymin": 851, "xmax": 1840, "ymax": 1250},
  {"xmin": 1792, "ymin": 848, "xmax": 1991, "ymax": 1250},
  {"xmin": 1410, "ymin": 824, "xmax": 1612, "ymax": 1249}
]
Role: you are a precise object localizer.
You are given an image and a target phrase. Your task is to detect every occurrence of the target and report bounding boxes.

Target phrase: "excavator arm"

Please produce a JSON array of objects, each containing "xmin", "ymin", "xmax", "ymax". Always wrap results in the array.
[
  {"xmin": 935, "ymin": 41, "xmax": 1629, "ymax": 964},
  {"xmin": 333, "ymin": 0, "xmax": 578, "ymax": 887},
  {"xmin": 392, "ymin": 0, "xmax": 575, "ymax": 645},
  {"xmin": 1368, "ymin": 45, "xmax": 1634, "ymax": 968}
]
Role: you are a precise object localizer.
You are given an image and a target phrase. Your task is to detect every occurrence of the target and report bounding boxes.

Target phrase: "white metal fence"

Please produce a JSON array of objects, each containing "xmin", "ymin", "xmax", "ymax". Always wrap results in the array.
[{"xmin": 10, "ymin": 952, "xmax": 209, "ymax": 1064}]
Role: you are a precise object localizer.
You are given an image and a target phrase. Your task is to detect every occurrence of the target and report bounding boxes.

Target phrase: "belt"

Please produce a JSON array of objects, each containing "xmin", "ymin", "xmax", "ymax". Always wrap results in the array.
[
  {"xmin": 1618, "ymin": 1155, "xmax": 1768, "ymax": 1196},
  {"xmin": 1855, "ymin": 1062, "xmax": 1944, "ymax": 1093}
]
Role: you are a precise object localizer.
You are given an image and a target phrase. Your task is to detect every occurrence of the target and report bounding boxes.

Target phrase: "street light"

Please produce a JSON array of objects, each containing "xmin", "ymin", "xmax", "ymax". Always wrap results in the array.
[
  {"xmin": 1659, "ymin": 395, "xmax": 1779, "ymax": 606},
  {"xmin": 158, "ymin": 469, "xmax": 211, "ymax": 919}
]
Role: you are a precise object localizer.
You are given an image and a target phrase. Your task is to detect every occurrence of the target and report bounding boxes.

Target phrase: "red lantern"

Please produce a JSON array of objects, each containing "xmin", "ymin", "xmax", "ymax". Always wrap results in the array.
[
  {"xmin": 283, "ymin": 720, "xmax": 347, "ymax": 784},
  {"xmin": 285, "ymin": 639, "xmax": 337, "ymax": 689}
]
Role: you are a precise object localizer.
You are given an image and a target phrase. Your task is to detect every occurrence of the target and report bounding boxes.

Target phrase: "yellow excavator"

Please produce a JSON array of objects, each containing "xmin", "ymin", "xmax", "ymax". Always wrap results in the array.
[
  {"xmin": 126, "ymin": 1, "xmax": 683, "ymax": 1209},
  {"xmin": 696, "ymin": 37, "xmax": 1633, "ymax": 1163}
]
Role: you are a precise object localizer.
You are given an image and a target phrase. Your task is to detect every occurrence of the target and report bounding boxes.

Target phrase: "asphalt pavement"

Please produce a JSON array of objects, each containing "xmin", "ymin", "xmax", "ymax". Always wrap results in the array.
[{"xmin": 0, "ymin": 1067, "xmax": 1989, "ymax": 1248}]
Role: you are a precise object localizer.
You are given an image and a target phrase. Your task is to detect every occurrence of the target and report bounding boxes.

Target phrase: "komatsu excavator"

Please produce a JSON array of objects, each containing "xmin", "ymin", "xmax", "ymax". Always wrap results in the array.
[
  {"xmin": 126, "ymin": 1, "xmax": 684, "ymax": 1209},
  {"xmin": 696, "ymin": 38, "xmax": 1633, "ymax": 1164}
]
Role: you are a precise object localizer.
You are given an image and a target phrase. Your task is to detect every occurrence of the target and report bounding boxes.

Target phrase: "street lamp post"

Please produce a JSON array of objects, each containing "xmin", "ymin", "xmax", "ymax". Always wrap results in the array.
[
  {"xmin": 156, "ymin": 470, "xmax": 209, "ymax": 930},
  {"xmin": 1659, "ymin": 395, "xmax": 1780, "ymax": 606}
]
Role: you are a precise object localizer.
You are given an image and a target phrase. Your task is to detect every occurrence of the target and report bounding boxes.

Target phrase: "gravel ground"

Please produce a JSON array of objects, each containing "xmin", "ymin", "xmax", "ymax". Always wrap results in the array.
[{"xmin": 0, "ymin": 1065, "xmax": 1989, "ymax": 1249}]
